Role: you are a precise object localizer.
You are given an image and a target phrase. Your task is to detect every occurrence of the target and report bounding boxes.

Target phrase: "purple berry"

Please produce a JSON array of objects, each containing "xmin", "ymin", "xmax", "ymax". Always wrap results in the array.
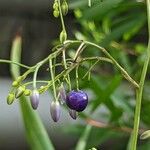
[
  {"xmin": 66, "ymin": 90, "xmax": 88, "ymax": 112},
  {"xmin": 69, "ymin": 109, "xmax": 78, "ymax": 120}
]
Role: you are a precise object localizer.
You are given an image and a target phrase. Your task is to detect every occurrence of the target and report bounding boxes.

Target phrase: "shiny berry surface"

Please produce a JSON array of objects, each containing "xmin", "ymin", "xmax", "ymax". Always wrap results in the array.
[{"xmin": 66, "ymin": 90, "xmax": 88, "ymax": 112}]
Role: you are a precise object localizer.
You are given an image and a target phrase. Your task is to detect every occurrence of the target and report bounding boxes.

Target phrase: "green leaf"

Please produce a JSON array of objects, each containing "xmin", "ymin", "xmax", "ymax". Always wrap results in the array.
[
  {"xmin": 82, "ymin": 0, "xmax": 124, "ymax": 20},
  {"xmin": 101, "ymin": 14, "xmax": 146, "ymax": 46},
  {"xmin": 69, "ymin": 0, "xmax": 103, "ymax": 9},
  {"xmin": 75, "ymin": 125, "xmax": 92, "ymax": 150},
  {"xmin": 91, "ymin": 75, "xmax": 122, "ymax": 112},
  {"xmin": 10, "ymin": 35, "xmax": 55, "ymax": 150},
  {"xmin": 86, "ymin": 128, "xmax": 125, "ymax": 149}
]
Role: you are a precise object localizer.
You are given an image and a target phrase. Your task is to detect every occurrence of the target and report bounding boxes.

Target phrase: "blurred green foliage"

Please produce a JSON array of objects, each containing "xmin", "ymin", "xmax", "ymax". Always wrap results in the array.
[{"xmin": 61, "ymin": 0, "xmax": 150, "ymax": 149}]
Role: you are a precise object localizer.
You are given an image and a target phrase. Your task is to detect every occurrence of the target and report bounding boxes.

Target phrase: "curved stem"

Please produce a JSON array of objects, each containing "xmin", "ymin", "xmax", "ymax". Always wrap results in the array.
[
  {"xmin": 49, "ymin": 59, "xmax": 57, "ymax": 101},
  {"xmin": 73, "ymin": 42, "xmax": 85, "ymax": 62},
  {"xmin": 82, "ymin": 59, "xmax": 100, "ymax": 79},
  {"xmin": 62, "ymin": 49, "xmax": 72, "ymax": 90},
  {"xmin": 33, "ymin": 64, "xmax": 41, "ymax": 89},
  {"xmin": 65, "ymin": 40, "xmax": 139, "ymax": 88},
  {"xmin": 129, "ymin": 1, "xmax": 150, "ymax": 149},
  {"xmin": 24, "ymin": 80, "xmax": 49, "ymax": 86},
  {"xmin": 32, "ymin": 45, "xmax": 63, "ymax": 89},
  {"xmin": 81, "ymin": 56, "xmax": 113, "ymax": 63},
  {"xmin": 86, "ymin": 41, "xmax": 139, "ymax": 88},
  {"xmin": 76, "ymin": 65, "xmax": 79, "ymax": 90},
  {"xmin": 0, "ymin": 59, "xmax": 30, "ymax": 69},
  {"xmin": 44, "ymin": 56, "xmax": 113, "ymax": 91},
  {"xmin": 58, "ymin": 0, "xmax": 66, "ymax": 32}
]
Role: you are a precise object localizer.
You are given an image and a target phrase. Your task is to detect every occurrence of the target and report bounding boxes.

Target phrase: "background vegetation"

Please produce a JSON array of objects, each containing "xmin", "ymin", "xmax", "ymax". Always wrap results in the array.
[{"xmin": 0, "ymin": 0, "xmax": 150, "ymax": 150}]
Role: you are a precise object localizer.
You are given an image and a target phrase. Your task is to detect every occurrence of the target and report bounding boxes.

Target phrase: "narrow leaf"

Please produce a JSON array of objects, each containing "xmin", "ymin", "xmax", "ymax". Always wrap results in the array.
[
  {"xmin": 10, "ymin": 35, "xmax": 55, "ymax": 150},
  {"xmin": 75, "ymin": 125, "xmax": 92, "ymax": 150}
]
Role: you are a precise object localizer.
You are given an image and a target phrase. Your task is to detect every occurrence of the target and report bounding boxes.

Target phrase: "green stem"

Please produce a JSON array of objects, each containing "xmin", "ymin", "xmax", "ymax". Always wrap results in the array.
[
  {"xmin": 65, "ymin": 40, "xmax": 139, "ymax": 88},
  {"xmin": 129, "ymin": 1, "xmax": 150, "ymax": 149},
  {"xmin": 85, "ymin": 41, "xmax": 139, "ymax": 88},
  {"xmin": 49, "ymin": 59, "xmax": 57, "ymax": 101},
  {"xmin": 76, "ymin": 65, "xmax": 79, "ymax": 90},
  {"xmin": 58, "ymin": 0, "xmax": 66, "ymax": 32},
  {"xmin": 82, "ymin": 59, "xmax": 99, "ymax": 79},
  {"xmin": 62, "ymin": 49, "xmax": 72, "ymax": 90},
  {"xmin": 47, "ymin": 57, "xmax": 112, "ymax": 91},
  {"xmin": 73, "ymin": 42, "xmax": 85, "ymax": 62},
  {"xmin": 0, "ymin": 59, "xmax": 30, "ymax": 69},
  {"xmin": 33, "ymin": 64, "xmax": 42, "ymax": 89},
  {"xmin": 26, "ymin": 45, "xmax": 67, "ymax": 88},
  {"xmin": 24, "ymin": 80, "xmax": 49, "ymax": 86}
]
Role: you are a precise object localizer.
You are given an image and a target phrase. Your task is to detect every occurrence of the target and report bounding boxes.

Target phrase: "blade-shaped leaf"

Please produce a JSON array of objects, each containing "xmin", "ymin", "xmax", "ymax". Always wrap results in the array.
[
  {"xmin": 10, "ymin": 35, "xmax": 55, "ymax": 150},
  {"xmin": 91, "ymin": 75, "xmax": 122, "ymax": 112},
  {"xmin": 75, "ymin": 125, "xmax": 92, "ymax": 150}
]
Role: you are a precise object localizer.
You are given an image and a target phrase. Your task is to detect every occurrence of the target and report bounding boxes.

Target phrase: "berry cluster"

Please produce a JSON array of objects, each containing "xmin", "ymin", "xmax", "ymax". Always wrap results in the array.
[
  {"xmin": 7, "ymin": 75, "xmax": 88, "ymax": 122},
  {"xmin": 6, "ymin": 0, "xmax": 89, "ymax": 123},
  {"xmin": 50, "ymin": 88, "xmax": 88, "ymax": 122}
]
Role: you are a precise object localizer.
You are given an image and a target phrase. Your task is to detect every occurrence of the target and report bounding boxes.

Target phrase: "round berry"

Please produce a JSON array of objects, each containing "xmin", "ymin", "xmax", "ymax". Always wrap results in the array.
[{"xmin": 66, "ymin": 90, "xmax": 88, "ymax": 112}]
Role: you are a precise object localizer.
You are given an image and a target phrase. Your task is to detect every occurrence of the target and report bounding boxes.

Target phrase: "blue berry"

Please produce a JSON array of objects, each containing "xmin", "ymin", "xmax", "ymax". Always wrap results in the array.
[{"xmin": 66, "ymin": 90, "xmax": 88, "ymax": 112}]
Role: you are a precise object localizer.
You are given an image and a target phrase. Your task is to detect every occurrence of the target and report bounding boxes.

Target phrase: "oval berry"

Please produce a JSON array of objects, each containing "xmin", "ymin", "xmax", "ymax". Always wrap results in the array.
[
  {"xmin": 50, "ymin": 101, "xmax": 61, "ymax": 122},
  {"xmin": 66, "ymin": 90, "xmax": 88, "ymax": 112},
  {"xmin": 30, "ymin": 90, "xmax": 39, "ymax": 110},
  {"xmin": 69, "ymin": 109, "xmax": 78, "ymax": 120}
]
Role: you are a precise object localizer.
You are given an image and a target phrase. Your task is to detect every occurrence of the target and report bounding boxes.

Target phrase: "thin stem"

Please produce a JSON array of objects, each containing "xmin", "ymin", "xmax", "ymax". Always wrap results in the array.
[
  {"xmin": 62, "ymin": 49, "xmax": 72, "ymax": 90},
  {"xmin": 58, "ymin": 0, "xmax": 66, "ymax": 32},
  {"xmin": 86, "ymin": 118, "xmax": 145, "ymax": 134},
  {"xmin": 49, "ymin": 59, "xmax": 57, "ymax": 101},
  {"xmin": 30, "ymin": 45, "xmax": 66, "ymax": 90},
  {"xmin": 38, "ymin": 56, "xmax": 113, "ymax": 92},
  {"xmin": 33, "ymin": 64, "xmax": 42, "ymax": 89},
  {"xmin": 81, "ymin": 56, "xmax": 113, "ymax": 63},
  {"xmin": 76, "ymin": 65, "xmax": 79, "ymax": 90},
  {"xmin": 73, "ymin": 42, "xmax": 85, "ymax": 62},
  {"xmin": 24, "ymin": 80, "xmax": 49, "ymax": 86},
  {"xmin": 82, "ymin": 59, "xmax": 99, "ymax": 79},
  {"xmin": 129, "ymin": 1, "xmax": 150, "ymax": 149},
  {"xmin": 65, "ymin": 40, "xmax": 139, "ymax": 88},
  {"xmin": 85, "ymin": 41, "xmax": 139, "ymax": 88},
  {"xmin": 0, "ymin": 59, "xmax": 30, "ymax": 69}
]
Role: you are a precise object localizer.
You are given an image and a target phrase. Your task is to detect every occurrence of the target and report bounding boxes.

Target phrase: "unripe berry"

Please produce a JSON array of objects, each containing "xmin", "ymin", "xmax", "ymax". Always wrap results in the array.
[
  {"xmin": 53, "ymin": 10, "xmax": 59, "ymax": 18},
  {"xmin": 59, "ymin": 30, "xmax": 67, "ymax": 43},
  {"xmin": 53, "ymin": 2, "xmax": 59, "ymax": 9},
  {"xmin": 16, "ymin": 76, "xmax": 24, "ymax": 82},
  {"xmin": 12, "ymin": 81, "xmax": 19, "ymax": 87},
  {"xmin": 30, "ymin": 90, "xmax": 40, "ymax": 110},
  {"xmin": 15, "ymin": 86, "xmax": 25, "ymax": 98},
  {"xmin": 58, "ymin": 84, "xmax": 66, "ymax": 104},
  {"xmin": 24, "ymin": 89, "xmax": 31, "ymax": 96},
  {"xmin": 50, "ymin": 101, "xmax": 61, "ymax": 122},
  {"xmin": 61, "ymin": 1, "xmax": 68, "ymax": 16},
  {"xmin": 7, "ymin": 93, "xmax": 15, "ymax": 105}
]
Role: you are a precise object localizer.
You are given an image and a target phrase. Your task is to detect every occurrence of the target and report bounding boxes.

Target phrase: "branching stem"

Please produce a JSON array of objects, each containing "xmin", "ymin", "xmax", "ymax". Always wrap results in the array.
[
  {"xmin": 0, "ymin": 59, "xmax": 30, "ymax": 69},
  {"xmin": 129, "ymin": 0, "xmax": 150, "ymax": 149},
  {"xmin": 65, "ymin": 40, "xmax": 139, "ymax": 88}
]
